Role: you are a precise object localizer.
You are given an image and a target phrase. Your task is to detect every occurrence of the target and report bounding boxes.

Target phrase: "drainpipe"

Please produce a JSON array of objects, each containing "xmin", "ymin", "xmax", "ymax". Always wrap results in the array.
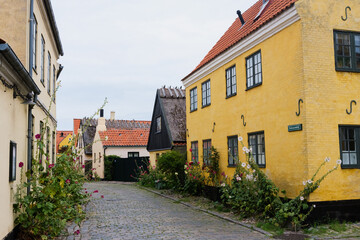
[{"xmin": 27, "ymin": 0, "xmax": 35, "ymax": 194}]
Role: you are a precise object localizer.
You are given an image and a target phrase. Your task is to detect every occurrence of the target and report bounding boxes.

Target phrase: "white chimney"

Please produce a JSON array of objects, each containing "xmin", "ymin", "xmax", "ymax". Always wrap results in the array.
[
  {"xmin": 97, "ymin": 109, "xmax": 106, "ymax": 132},
  {"xmin": 110, "ymin": 111, "xmax": 115, "ymax": 121}
]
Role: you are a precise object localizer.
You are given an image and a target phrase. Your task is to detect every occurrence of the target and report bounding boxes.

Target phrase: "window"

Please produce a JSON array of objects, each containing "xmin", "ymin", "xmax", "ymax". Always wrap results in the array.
[
  {"xmin": 246, "ymin": 51, "xmax": 262, "ymax": 89},
  {"xmin": 40, "ymin": 36, "xmax": 45, "ymax": 85},
  {"xmin": 334, "ymin": 31, "xmax": 360, "ymax": 72},
  {"xmin": 228, "ymin": 136, "xmax": 238, "ymax": 166},
  {"xmin": 339, "ymin": 126, "xmax": 360, "ymax": 168},
  {"xmin": 203, "ymin": 139, "xmax": 211, "ymax": 165},
  {"xmin": 248, "ymin": 131, "xmax": 266, "ymax": 167},
  {"xmin": 202, "ymin": 80, "xmax": 211, "ymax": 107},
  {"xmin": 46, "ymin": 127, "xmax": 50, "ymax": 161},
  {"xmin": 226, "ymin": 65, "xmax": 236, "ymax": 97},
  {"xmin": 47, "ymin": 52, "xmax": 51, "ymax": 95},
  {"xmin": 156, "ymin": 116, "xmax": 161, "ymax": 133},
  {"xmin": 53, "ymin": 65, "xmax": 56, "ymax": 102},
  {"xmin": 39, "ymin": 121, "xmax": 44, "ymax": 162},
  {"xmin": 32, "ymin": 15, "xmax": 37, "ymax": 71},
  {"xmin": 128, "ymin": 152, "xmax": 139, "ymax": 158},
  {"xmin": 9, "ymin": 141, "xmax": 17, "ymax": 182},
  {"xmin": 190, "ymin": 87, "xmax": 197, "ymax": 112},
  {"xmin": 52, "ymin": 131, "xmax": 55, "ymax": 164},
  {"xmin": 99, "ymin": 152, "xmax": 101, "ymax": 163},
  {"xmin": 94, "ymin": 153, "xmax": 96, "ymax": 163},
  {"xmin": 191, "ymin": 141, "xmax": 198, "ymax": 163}
]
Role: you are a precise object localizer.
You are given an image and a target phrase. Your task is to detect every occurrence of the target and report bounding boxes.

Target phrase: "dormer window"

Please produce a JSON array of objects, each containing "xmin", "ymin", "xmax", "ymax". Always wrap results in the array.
[
  {"xmin": 156, "ymin": 116, "xmax": 161, "ymax": 133},
  {"xmin": 254, "ymin": 0, "xmax": 269, "ymax": 21}
]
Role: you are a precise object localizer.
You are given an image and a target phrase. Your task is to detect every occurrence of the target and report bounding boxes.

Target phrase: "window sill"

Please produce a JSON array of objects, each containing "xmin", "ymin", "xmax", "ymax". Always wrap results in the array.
[
  {"xmin": 33, "ymin": 67, "xmax": 37, "ymax": 74},
  {"xmin": 335, "ymin": 68, "xmax": 360, "ymax": 73},
  {"xmin": 226, "ymin": 93, "xmax": 237, "ymax": 99},
  {"xmin": 202, "ymin": 104, "xmax": 211, "ymax": 109},
  {"xmin": 341, "ymin": 165, "xmax": 360, "ymax": 169},
  {"xmin": 246, "ymin": 83, "xmax": 262, "ymax": 91},
  {"xmin": 40, "ymin": 80, "xmax": 45, "ymax": 87},
  {"xmin": 227, "ymin": 164, "xmax": 237, "ymax": 168},
  {"xmin": 190, "ymin": 109, "xmax": 197, "ymax": 113}
]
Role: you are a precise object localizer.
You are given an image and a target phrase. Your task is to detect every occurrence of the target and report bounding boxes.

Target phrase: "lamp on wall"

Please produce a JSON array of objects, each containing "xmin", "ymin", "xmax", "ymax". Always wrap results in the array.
[{"xmin": 21, "ymin": 93, "xmax": 35, "ymax": 106}]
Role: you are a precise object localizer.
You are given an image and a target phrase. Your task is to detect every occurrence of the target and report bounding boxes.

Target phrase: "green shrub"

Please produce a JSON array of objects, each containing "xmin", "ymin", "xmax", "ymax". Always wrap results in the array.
[
  {"xmin": 157, "ymin": 151, "xmax": 186, "ymax": 187},
  {"xmin": 183, "ymin": 162, "xmax": 205, "ymax": 195},
  {"xmin": 104, "ymin": 155, "xmax": 120, "ymax": 181}
]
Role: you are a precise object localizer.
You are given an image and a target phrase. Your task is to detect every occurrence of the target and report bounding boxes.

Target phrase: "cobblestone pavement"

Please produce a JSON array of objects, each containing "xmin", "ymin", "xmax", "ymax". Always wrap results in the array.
[{"xmin": 65, "ymin": 182, "xmax": 269, "ymax": 240}]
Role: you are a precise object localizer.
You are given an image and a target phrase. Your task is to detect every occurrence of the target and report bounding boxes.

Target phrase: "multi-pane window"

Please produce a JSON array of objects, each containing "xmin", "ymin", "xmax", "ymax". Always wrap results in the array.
[
  {"xmin": 32, "ymin": 16, "xmax": 37, "ymax": 70},
  {"xmin": 248, "ymin": 132, "xmax": 266, "ymax": 167},
  {"xmin": 47, "ymin": 52, "xmax": 51, "ymax": 95},
  {"xmin": 226, "ymin": 65, "xmax": 236, "ymax": 97},
  {"xmin": 191, "ymin": 141, "xmax": 198, "ymax": 163},
  {"xmin": 46, "ymin": 127, "xmax": 50, "ymax": 161},
  {"xmin": 156, "ymin": 116, "xmax": 161, "ymax": 133},
  {"xmin": 40, "ymin": 36, "xmax": 45, "ymax": 84},
  {"xmin": 9, "ymin": 141, "xmax": 17, "ymax": 182},
  {"xmin": 128, "ymin": 152, "xmax": 139, "ymax": 158},
  {"xmin": 339, "ymin": 126, "xmax": 360, "ymax": 168},
  {"xmin": 39, "ymin": 121, "xmax": 44, "ymax": 162},
  {"xmin": 246, "ymin": 51, "xmax": 262, "ymax": 89},
  {"xmin": 334, "ymin": 31, "xmax": 360, "ymax": 72},
  {"xmin": 203, "ymin": 139, "xmax": 211, "ymax": 165},
  {"xmin": 202, "ymin": 80, "xmax": 211, "ymax": 107},
  {"xmin": 190, "ymin": 87, "xmax": 197, "ymax": 112},
  {"xmin": 53, "ymin": 65, "xmax": 56, "ymax": 102},
  {"xmin": 228, "ymin": 136, "xmax": 238, "ymax": 166}
]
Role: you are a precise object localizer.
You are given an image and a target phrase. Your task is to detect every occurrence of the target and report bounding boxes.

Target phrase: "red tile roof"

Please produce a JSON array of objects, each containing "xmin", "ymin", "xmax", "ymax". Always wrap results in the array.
[
  {"xmin": 99, "ymin": 129, "xmax": 150, "ymax": 147},
  {"xmin": 183, "ymin": 0, "xmax": 297, "ymax": 81},
  {"xmin": 56, "ymin": 131, "xmax": 72, "ymax": 152}
]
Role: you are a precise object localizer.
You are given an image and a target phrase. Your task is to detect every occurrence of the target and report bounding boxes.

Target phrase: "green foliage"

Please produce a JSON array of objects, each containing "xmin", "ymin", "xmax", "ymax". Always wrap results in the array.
[
  {"xmin": 157, "ymin": 151, "xmax": 186, "ymax": 186},
  {"xmin": 13, "ymin": 139, "xmax": 88, "ymax": 239},
  {"xmin": 204, "ymin": 146, "xmax": 220, "ymax": 186},
  {"xmin": 104, "ymin": 155, "xmax": 120, "ymax": 181},
  {"xmin": 183, "ymin": 162, "xmax": 205, "ymax": 195}
]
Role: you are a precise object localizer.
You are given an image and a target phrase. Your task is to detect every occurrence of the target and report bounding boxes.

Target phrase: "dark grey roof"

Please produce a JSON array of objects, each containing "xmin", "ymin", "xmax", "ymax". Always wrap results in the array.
[
  {"xmin": 158, "ymin": 87, "xmax": 186, "ymax": 142},
  {"xmin": 43, "ymin": 0, "xmax": 64, "ymax": 56}
]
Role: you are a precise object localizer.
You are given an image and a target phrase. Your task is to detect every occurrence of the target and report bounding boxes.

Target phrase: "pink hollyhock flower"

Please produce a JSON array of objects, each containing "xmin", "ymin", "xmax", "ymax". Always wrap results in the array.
[
  {"xmin": 19, "ymin": 162, "xmax": 24, "ymax": 168},
  {"xmin": 35, "ymin": 134, "xmax": 41, "ymax": 139},
  {"xmin": 85, "ymin": 191, "xmax": 88, "ymax": 194},
  {"xmin": 82, "ymin": 165, "xmax": 85, "ymax": 168},
  {"xmin": 74, "ymin": 230, "xmax": 80, "ymax": 235},
  {"xmin": 75, "ymin": 181, "xmax": 78, "ymax": 184},
  {"xmin": 66, "ymin": 179, "xmax": 70, "ymax": 184},
  {"xmin": 101, "ymin": 195, "xmax": 104, "ymax": 198},
  {"xmin": 90, "ymin": 194, "xmax": 92, "ymax": 197},
  {"xmin": 94, "ymin": 190, "xmax": 98, "ymax": 193},
  {"xmin": 189, "ymin": 148, "xmax": 192, "ymax": 152},
  {"xmin": 48, "ymin": 164, "xmax": 54, "ymax": 169}
]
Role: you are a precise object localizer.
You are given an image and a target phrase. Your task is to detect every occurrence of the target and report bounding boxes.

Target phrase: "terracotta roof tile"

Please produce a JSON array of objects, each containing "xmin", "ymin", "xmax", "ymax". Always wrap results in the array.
[
  {"xmin": 99, "ymin": 129, "xmax": 150, "ymax": 147},
  {"xmin": 73, "ymin": 119, "xmax": 81, "ymax": 136},
  {"xmin": 56, "ymin": 131, "xmax": 72, "ymax": 152},
  {"xmin": 183, "ymin": 0, "xmax": 297, "ymax": 80}
]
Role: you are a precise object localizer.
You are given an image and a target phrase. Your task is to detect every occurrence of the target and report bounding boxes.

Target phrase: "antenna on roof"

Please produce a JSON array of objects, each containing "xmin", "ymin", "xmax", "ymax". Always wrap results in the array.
[{"xmin": 236, "ymin": 10, "xmax": 245, "ymax": 26}]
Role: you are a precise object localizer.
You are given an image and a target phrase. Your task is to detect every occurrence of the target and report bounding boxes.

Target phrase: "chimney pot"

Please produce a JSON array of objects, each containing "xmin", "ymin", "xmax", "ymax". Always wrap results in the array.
[
  {"xmin": 110, "ymin": 111, "xmax": 115, "ymax": 121},
  {"xmin": 100, "ymin": 109, "xmax": 104, "ymax": 118}
]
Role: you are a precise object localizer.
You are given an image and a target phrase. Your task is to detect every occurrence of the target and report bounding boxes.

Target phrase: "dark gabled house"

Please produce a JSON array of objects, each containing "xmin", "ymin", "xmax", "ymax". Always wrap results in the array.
[{"xmin": 147, "ymin": 87, "xmax": 186, "ymax": 165}]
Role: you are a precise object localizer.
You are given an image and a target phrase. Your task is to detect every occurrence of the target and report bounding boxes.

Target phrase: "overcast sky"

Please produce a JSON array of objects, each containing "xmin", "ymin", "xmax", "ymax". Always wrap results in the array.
[{"xmin": 52, "ymin": 0, "xmax": 258, "ymax": 130}]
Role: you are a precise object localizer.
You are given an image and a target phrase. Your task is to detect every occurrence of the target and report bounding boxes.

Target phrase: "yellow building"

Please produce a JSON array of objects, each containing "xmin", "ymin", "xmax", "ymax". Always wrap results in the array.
[
  {"xmin": 0, "ymin": 0, "xmax": 63, "ymax": 238},
  {"xmin": 182, "ymin": 0, "xmax": 360, "ymax": 203},
  {"xmin": 56, "ymin": 131, "xmax": 73, "ymax": 155}
]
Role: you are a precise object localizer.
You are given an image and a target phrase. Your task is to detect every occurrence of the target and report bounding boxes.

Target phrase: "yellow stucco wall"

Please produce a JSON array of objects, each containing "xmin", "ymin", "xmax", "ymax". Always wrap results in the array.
[
  {"xmin": 58, "ymin": 133, "xmax": 73, "ymax": 151},
  {"xmin": 185, "ymin": 0, "xmax": 360, "ymax": 202},
  {"xmin": 149, "ymin": 150, "xmax": 170, "ymax": 167}
]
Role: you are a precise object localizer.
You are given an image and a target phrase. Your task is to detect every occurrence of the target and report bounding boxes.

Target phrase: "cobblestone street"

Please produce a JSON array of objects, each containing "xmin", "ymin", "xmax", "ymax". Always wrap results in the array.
[{"xmin": 65, "ymin": 182, "xmax": 269, "ymax": 240}]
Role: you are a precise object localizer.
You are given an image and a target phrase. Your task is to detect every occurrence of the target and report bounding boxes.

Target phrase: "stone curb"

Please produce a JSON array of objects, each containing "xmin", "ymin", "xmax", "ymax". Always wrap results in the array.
[{"xmin": 138, "ymin": 185, "xmax": 273, "ymax": 238}]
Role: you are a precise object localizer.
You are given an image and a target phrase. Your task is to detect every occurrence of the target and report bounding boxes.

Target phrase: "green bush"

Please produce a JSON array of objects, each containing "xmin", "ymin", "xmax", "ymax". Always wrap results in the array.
[{"xmin": 157, "ymin": 151, "xmax": 186, "ymax": 187}]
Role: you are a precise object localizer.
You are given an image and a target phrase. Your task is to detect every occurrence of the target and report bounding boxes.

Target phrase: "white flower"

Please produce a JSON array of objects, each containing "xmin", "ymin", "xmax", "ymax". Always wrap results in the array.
[
  {"xmin": 300, "ymin": 196, "xmax": 304, "ymax": 201},
  {"xmin": 229, "ymin": 195, "xmax": 232, "ymax": 199},
  {"xmin": 238, "ymin": 136, "xmax": 243, "ymax": 142},
  {"xmin": 242, "ymin": 147, "xmax": 248, "ymax": 152},
  {"xmin": 313, "ymin": 204, "xmax": 316, "ymax": 208},
  {"xmin": 336, "ymin": 159, "xmax": 342, "ymax": 165},
  {"xmin": 324, "ymin": 157, "xmax": 330, "ymax": 162},
  {"xmin": 249, "ymin": 147, "xmax": 252, "ymax": 152},
  {"xmin": 184, "ymin": 165, "xmax": 187, "ymax": 169},
  {"xmin": 307, "ymin": 179, "xmax": 313, "ymax": 184},
  {"xmin": 225, "ymin": 175, "xmax": 228, "ymax": 179},
  {"xmin": 175, "ymin": 172, "xmax": 178, "ymax": 175},
  {"xmin": 185, "ymin": 171, "xmax": 188, "ymax": 174},
  {"xmin": 236, "ymin": 176, "xmax": 241, "ymax": 181},
  {"xmin": 247, "ymin": 164, "xmax": 251, "ymax": 169},
  {"xmin": 105, "ymin": 136, "xmax": 109, "ymax": 141},
  {"xmin": 241, "ymin": 162, "xmax": 246, "ymax": 168},
  {"xmin": 246, "ymin": 174, "xmax": 253, "ymax": 180},
  {"xmin": 254, "ymin": 178, "xmax": 257, "ymax": 182},
  {"xmin": 253, "ymin": 169, "xmax": 256, "ymax": 173},
  {"xmin": 303, "ymin": 181, "xmax": 306, "ymax": 186},
  {"xmin": 245, "ymin": 148, "xmax": 250, "ymax": 154},
  {"xmin": 221, "ymin": 183, "xmax": 226, "ymax": 187}
]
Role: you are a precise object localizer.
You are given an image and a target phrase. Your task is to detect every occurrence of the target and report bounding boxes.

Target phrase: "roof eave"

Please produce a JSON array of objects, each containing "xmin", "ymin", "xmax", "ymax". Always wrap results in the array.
[{"xmin": 43, "ymin": 0, "xmax": 64, "ymax": 56}]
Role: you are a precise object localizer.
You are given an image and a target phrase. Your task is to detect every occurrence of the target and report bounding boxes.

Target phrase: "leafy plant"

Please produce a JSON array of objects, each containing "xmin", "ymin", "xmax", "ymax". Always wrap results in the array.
[{"xmin": 204, "ymin": 146, "xmax": 220, "ymax": 186}]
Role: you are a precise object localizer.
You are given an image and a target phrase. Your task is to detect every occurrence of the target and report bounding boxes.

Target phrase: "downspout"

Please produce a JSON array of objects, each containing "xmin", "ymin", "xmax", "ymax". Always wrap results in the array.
[{"xmin": 27, "ymin": 0, "xmax": 35, "ymax": 194}]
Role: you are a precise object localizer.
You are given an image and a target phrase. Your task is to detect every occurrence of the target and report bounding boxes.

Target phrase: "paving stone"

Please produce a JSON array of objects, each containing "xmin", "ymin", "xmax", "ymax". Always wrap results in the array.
[{"xmin": 61, "ymin": 182, "xmax": 270, "ymax": 240}]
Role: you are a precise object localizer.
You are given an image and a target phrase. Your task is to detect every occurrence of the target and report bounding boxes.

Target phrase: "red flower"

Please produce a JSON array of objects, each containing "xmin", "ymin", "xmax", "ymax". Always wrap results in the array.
[
  {"xmin": 35, "ymin": 134, "xmax": 41, "ymax": 140},
  {"xmin": 66, "ymin": 179, "xmax": 70, "ymax": 184},
  {"xmin": 90, "ymin": 194, "xmax": 92, "ymax": 197},
  {"xmin": 101, "ymin": 195, "xmax": 104, "ymax": 198},
  {"xmin": 82, "ymin": 165, "xmax": 85, "ymax": 168},
  {"xmin": 85, "ymin": 191, "xmax": 88, "ymax": 194},
  {"xmin": 74, "ymin": 230, "xmax": 80, "ymax": 235},
  {"xmin": 48, "ymin": 164, "xmax": 54, "ymax": 169},
  {"xmin": 19, "ymin": 162, "xmax": 24, "ymax": 168},
  {"xmin": 94, "ymin": 190, "xmax": 98, "ymax": 193}
]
